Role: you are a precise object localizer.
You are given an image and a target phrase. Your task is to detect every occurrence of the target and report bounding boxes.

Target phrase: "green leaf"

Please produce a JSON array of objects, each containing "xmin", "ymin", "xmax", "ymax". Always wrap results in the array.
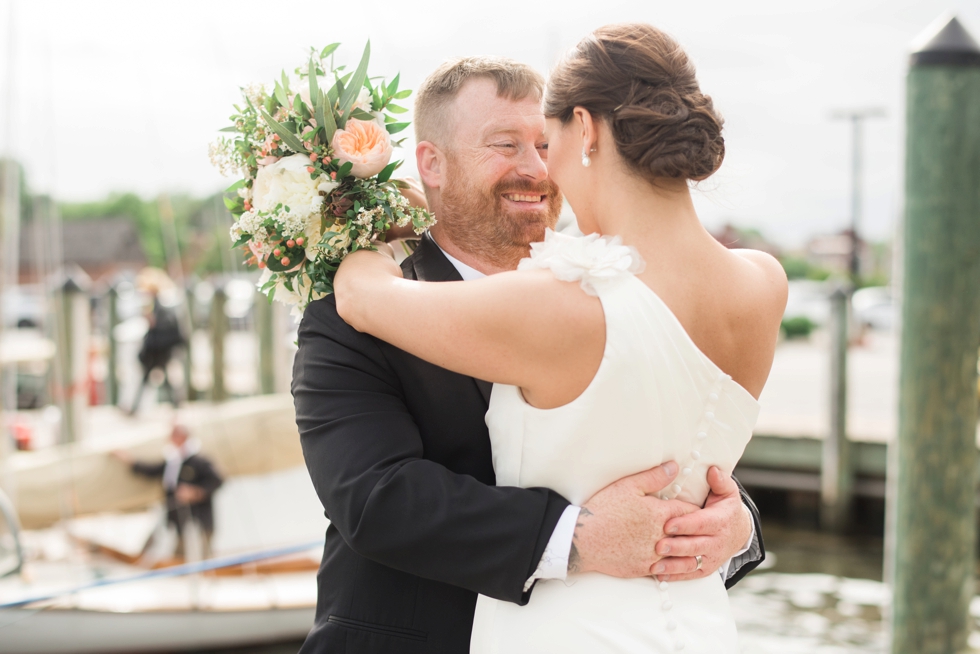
[
  {"xmin": 219, "ymin": 126, "xmax": 239, "ymax": 133},
  {"xmin": 386, "ymin": 73, "xmax": 400, "ymax": 97},
  {"xmin": 350, "ymin": 108, "xmax": 376, "ymax": 122},
  {"xmin": 281, "ymin": 71, "xmax": 291, "ymax": 96},
  {"xmin": 392, "ymin": 89, "xmax": 412, "ymax": 100},
  {"xmin": 232, "ymin": 233, "xmax": 251, "ymax": 248},
  {"xmin": 338, "ymin": 41, "xmax": 371, "ymax": 118},
  {"xmin": 376, "ymin": 160, "xmax": 400, "ymax": 183},
  {"xmin": 386, "ymin": 104, "xmax": 408, "ymax": 114},
  {"xmin": 317, "ymin": 90, "xmax": 337, "ymax": 142},
  {"xmin": 260, "ymin": 108, "xmax": 308, "ymax": 153},
  {"xmin": 225, "ymin": 179, "xmax": 246, "ymax": 193},
  {"xmin": 338, "ymin": 161, "xmax": 354, "ymax": 178},
  {"xmin": 308, "ymin": 59, "xmax": 320, "ymax": 108},
  {"xmin": 385, "ymin": 122, "xmax": 410, "ymax": 135},
  {"xmin": 266, "ymin": 252, "xmax": 307, "ymax": 272},
  {"xmin": 274, "ymin": 81, "xmax": 288, "ymax": 107},
  {"xmin": 223, "ymin": 195, "xmax": 242, "ymax": 211},
  {"xmin": 320, "ymin": 43, "xmax": 340, "ymax": 59}
]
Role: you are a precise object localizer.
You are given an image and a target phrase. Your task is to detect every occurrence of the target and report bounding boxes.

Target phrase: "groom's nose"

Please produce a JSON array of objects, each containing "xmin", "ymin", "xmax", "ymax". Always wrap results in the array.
[{"xmin": 514, "ymin": 145, "xmax": 549, "ymax": 183}]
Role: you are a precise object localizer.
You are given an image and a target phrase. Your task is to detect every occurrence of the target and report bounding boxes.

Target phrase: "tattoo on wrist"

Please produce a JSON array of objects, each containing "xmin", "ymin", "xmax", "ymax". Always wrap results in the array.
[{"xmin": 568, "ymin": 507, "xmax": 594, "ymax": 574}]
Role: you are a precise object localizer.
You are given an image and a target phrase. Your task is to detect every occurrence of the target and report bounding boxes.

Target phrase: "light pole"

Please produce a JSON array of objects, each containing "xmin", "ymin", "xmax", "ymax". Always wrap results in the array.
[{"xmin": 830, "ymin": 108, "xmax": 885, "ymax": 285}]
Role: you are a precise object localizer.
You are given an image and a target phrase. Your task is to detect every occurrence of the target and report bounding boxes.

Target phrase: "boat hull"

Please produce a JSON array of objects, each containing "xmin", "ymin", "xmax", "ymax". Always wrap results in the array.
[{"xmin": 0, "ymin": 606, "xmax": 313, "ymax": 653}]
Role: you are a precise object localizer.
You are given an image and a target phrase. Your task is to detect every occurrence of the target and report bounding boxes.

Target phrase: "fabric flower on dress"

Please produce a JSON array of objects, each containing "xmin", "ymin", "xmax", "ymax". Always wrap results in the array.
[{"xmin": 517, "ymin": 229, "xmax": 646, "ymax": 297}]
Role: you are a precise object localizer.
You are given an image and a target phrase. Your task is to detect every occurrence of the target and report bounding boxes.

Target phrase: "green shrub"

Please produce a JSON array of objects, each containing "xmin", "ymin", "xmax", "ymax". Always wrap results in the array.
[{"xmin": 781, "ymin": 316, "xmax": 816, "ymax": 339}]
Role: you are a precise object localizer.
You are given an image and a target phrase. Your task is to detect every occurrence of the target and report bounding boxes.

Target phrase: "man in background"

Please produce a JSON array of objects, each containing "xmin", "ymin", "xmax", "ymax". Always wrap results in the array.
[{"xmin": 112, "ymin": 424, "xmax": 223, "ymax": 559}]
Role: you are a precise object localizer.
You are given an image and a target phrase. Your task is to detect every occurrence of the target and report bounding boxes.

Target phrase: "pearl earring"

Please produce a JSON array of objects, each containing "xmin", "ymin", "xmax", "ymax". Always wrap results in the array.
[{"xmin": 581, "ymin": 149, "xmax": 591, "ymax": 168}]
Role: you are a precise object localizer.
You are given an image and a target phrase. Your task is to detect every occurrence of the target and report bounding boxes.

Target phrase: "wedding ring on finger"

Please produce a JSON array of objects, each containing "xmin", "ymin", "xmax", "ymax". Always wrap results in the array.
[{"xmin": 695, "ymin": 555, "xmax": 703, "ymax": 571}]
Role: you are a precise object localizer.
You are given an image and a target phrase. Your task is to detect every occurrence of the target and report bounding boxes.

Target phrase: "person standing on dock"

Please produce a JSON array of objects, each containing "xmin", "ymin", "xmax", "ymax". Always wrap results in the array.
[
  {"xmin": 112, "ymin": 424, "xmax": 223, "ymax": 560},
  {"xmin": 127, "ymin": 267, "xmax": 185, "ymax": 416}
]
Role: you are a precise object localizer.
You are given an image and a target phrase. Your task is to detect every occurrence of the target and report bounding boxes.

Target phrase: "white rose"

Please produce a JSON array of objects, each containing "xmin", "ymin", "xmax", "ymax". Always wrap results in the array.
[{"xmin": 252, "ymin": 154, "xmax": 339, "ymax": 217}]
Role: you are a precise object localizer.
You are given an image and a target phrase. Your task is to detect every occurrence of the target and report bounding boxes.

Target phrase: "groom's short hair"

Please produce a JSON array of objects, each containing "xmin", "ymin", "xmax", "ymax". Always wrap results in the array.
[{"xmin": 414, "ymin": 57, "xmax": 544, "ymax": 146}]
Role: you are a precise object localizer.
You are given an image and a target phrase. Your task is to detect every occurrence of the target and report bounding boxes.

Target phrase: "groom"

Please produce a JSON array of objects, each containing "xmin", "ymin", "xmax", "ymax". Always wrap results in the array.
[{"xmin": 293, "ymin": 57, "xmax": 764, "ymax": 653}]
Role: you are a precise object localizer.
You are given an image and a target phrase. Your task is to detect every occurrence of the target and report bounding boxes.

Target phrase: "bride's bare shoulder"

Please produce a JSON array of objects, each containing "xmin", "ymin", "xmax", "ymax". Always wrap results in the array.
[{"xmin": 729, "ymin": 248, "xmax": 789, "ymax": 318}]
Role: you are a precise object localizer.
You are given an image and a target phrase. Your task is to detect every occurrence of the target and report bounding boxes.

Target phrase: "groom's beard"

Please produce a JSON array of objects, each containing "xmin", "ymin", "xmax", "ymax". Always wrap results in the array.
[{"xmin": 439, "ymin": 161, "xmax": 563, "ymax": 271}]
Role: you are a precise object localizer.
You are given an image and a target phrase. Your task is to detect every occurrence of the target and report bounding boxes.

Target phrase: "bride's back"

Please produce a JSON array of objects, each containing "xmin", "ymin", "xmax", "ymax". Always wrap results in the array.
[
  {"xmin": 540, "ymin": 22, "xmax": 787, "ymax": 404},
  {"xmin": 637, "ymin": 236, "xmax": 787, "ymax": 399}
]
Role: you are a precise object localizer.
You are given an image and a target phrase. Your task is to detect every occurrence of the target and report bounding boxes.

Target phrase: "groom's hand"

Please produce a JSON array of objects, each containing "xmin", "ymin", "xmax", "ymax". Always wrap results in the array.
[
  {"xmin": 653, "ymin": 466, "xmax": 752, "ymax": 581},
  {"xmin": 568, "ymin": 461, "xmax": 700, "ymax": 578}
]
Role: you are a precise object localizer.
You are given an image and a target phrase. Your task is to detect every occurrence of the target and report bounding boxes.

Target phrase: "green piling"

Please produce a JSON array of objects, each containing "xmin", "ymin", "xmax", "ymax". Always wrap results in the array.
[
  {"xmin": 210, "ymin": 285, "xmax": 227, "ymax": 402},
  {"xmin": 888, "ymin": 15, "xmax": 980, "ymax": 654},
  {"xmin": 255, "ymin": 291, "xmax": 275, "ymax": 395}
]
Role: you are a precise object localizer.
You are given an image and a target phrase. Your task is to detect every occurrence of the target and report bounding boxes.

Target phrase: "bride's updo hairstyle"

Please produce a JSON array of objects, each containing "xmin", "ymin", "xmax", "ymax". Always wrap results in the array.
[{"xmin": 544, "ymin": 23, "xmax": 725, "ymax": 182}]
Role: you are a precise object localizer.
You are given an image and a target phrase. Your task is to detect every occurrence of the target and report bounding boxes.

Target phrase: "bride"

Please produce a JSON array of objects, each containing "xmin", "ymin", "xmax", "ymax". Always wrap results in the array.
[{"xmin": 334, "ymin": 22, "xmax": 787, "ymax": 654}]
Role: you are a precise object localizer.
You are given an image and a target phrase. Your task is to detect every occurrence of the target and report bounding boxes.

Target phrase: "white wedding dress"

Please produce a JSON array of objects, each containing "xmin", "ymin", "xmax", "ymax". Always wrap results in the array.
[{"xmin": 470, "ymin": 230, "xmax": 760, "ymax": 654}]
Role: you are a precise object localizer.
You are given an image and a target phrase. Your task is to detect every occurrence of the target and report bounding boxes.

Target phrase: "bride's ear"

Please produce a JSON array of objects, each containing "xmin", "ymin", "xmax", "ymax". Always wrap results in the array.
[
  {"xmin": 416, "ymin": 141, "xmax": 444, "ymax": 189},
  {"xmin": 572, "ymin": 107, "xmax": 598, "ymax": 157}
]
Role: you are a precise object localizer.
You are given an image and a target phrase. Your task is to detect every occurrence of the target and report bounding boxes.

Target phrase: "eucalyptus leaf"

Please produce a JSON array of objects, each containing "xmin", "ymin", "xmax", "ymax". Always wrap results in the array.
[
  {"xmin": 274, "ymin": 82, "xmax": 288, "ymax": 107},
  {"xmin": 308, "ymin": 59, "xmax": 320, "ymax": 101},
  {"xmin": 338, "ymin": 41, "xmax": 371, "ymax": 118},
  {"xmin": 317, "ymin": 91, "xmax": 337, "ymax": 142},
  {"xmin": 260, "ymin": 108, "xmax": 308, "ymax": 153},
  {"xmin": 350, "ymin": 108, "xmax": 376, "ymax": 122}
]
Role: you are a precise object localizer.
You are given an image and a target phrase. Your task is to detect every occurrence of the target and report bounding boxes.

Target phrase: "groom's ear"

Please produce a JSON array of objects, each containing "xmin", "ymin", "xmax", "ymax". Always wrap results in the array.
[{"xmin": 417, "ymin": 141, "xmax": 444, "ymax": 190}]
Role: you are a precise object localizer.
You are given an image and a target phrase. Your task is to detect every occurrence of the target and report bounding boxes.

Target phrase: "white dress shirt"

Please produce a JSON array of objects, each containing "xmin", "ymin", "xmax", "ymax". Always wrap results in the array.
[{"xmin": 435, "ymin": 243, "xmax": 754, "ymax": 589}]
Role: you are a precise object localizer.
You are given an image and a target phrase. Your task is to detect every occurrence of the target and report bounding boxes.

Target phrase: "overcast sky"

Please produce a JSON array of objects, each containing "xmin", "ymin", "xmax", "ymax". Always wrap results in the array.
[{"xmin": 0, "ymin": 0, "xmax": 973, "ymax": 247}]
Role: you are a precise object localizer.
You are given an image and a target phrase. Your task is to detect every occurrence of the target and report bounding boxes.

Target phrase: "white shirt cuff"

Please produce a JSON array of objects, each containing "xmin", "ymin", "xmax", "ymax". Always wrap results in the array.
[
  {"xmin": 718, "ymin": 503, "xmax": 755, "ymax": 579},
  {"xmin": 523, "ymin": 505, "xmax": 580, "ymax": 592}
]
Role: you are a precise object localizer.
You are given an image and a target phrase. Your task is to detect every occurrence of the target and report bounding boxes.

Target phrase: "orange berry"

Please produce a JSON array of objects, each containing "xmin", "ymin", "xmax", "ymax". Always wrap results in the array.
[
  {"xmin": 273, "ymin": 248, "xmax": 281, "ymax": 257},
  {"xmin": 281, "ymin": 257, "xmax": 290, "ymax": 266},
  {"xmin": 296, "ymin": 237, "xmax": 305, "ymax": 246},
  {"xmin": 307, "ymin": 166, "xmax": 314, "ymax": 173},
  {"xmin": 286, "ymin": 239, "xmax": 296, "ymax": 248}
]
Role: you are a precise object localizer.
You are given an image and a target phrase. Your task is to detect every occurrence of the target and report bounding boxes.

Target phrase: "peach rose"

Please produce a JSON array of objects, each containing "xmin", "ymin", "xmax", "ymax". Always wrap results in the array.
[{"xmin": 331, "ymin": 118, "xmax": 393, "ymax": 179}]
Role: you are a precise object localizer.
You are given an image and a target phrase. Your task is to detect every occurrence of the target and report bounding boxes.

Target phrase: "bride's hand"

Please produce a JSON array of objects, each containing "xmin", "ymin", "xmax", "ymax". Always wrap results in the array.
[{"xmin": 334, "ymin": 244, "xmax": 403, "ymax": 331}]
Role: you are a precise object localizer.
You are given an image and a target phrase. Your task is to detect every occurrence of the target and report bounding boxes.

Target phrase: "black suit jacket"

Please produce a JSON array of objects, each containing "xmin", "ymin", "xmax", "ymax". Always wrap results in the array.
[{"xmin": 293, "ymin": 233, "xmax": 764, "ymax": 654}]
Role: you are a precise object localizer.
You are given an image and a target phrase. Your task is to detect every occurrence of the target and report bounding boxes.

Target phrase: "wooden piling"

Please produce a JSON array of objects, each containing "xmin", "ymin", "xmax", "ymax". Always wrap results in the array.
[
  {"xmin": 887, "ymin": 15, "xmax": 980, "ymax": 654},
  {"xmin": 210, "ymin": 285, "xmax": 228, "ymax": 402},
  {"xmin": 821, "ymin": 287, "xmax": 852, "ymax": 530},
  {"xmin": 107, "ymin": 285, "xmax": 119, "ymax": 407},
  {"xmin": 255, "ymin": 292, "xmax": 275, "ymax": 395}
]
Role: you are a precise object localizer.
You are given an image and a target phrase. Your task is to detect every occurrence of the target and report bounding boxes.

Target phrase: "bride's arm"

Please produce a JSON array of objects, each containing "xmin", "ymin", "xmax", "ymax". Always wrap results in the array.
[{"xmin": 334, "ymin": 249, "xmax": 604, "ymax": 394}]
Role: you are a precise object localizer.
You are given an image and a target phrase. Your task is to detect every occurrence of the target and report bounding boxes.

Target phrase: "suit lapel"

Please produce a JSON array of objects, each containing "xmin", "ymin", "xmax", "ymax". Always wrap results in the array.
[{"xmin": 405, "ymin": 233, "xmax": 493, "ymax": 407}]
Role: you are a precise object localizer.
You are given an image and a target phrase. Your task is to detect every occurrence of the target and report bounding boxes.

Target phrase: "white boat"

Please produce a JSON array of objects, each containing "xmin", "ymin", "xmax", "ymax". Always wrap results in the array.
[{"xmin": 0, "ymin": 466, "xmax": 327, "ymax": 653}]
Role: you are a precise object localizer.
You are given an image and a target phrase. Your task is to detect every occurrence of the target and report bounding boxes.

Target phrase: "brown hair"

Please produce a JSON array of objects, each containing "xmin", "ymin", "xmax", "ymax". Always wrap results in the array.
[
  {"xmin": 414, "ymin": 56, "xmax": 545, "ymax": 145},
  {"xmin": 544, "ymin": 23, "xmax": 725, "ymax": 181}
]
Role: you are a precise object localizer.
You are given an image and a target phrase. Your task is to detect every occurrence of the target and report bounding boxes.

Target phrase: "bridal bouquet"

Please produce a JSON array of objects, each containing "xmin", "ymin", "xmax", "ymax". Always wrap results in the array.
[{"xmin": 209, "ymin": 42, "xmax": 435, "ymax": 317}]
